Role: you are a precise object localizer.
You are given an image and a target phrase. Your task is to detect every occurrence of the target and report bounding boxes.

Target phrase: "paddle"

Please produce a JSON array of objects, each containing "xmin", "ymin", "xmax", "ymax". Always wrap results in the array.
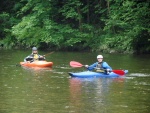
[
  {"xmin": 70, "ymin": 61, "xmax": 84, "ymax": 67},
  {"xmin": 43, "ymin": 51, "xmax": 54, "ymax": 56},
  {"xmin": 70, "ymin": 61, "xmax": 125, "ymax": 76}
]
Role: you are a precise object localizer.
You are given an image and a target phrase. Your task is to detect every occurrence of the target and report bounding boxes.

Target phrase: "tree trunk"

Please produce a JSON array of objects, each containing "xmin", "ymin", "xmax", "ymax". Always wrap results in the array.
[
  {"xmin": 87, "ymin": 0, "xmax": 90, "ymax": 24},
  {"xmin": 107, "ymin": 0, "xmax": 116, "ymax": 33},
  {"xmin": 77, "ymin": 6, "xmax": 82, "ymax": 31}
]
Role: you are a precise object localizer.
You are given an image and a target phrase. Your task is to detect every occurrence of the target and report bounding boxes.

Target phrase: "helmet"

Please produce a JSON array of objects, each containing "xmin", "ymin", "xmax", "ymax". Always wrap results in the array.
[
  {"xmin": 32, "ymin": 47, "xmax": 37, "ymax": 51},
  {"xmin": 97, "ymin": 55, "xmax": 103, "ymax": 59}
]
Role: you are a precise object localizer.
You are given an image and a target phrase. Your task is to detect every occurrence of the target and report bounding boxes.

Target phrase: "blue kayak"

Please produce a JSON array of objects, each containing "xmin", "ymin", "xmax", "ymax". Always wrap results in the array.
[{"xmin": 69, "ymin": 70, "xmax": 128, "ymax": 78}]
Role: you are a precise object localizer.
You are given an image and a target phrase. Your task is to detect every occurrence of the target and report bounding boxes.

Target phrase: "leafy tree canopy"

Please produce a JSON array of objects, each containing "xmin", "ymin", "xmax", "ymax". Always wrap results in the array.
[{"xmin": 0, "ymin": 0, "xmax": 150, "ymax": 53}]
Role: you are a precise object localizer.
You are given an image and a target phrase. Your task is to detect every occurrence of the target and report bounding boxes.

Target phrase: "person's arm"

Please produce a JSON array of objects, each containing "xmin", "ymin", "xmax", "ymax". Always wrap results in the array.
[
  {"xmin": 24, "ymin": 57, "xmax": 27, "ymax": 62},
  {"xmin": 38, "ymin": 54, "xmax": 46, "ymax": 61},
  {"xmin": 24, "ymin": 55, "xmax": 33, "ymax": 62},
  {"xmin": 85, "ymin": 62, "xmax": 97, "ymax": 71},
  {"xmin": 102, "ymin": 62, "xmax": 112, "ymax": 70}
]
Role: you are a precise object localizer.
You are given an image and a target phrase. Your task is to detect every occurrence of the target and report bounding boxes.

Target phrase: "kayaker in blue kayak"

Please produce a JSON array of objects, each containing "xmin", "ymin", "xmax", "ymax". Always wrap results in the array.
[
  {"xmin": 24, "ymin": 47, "xmax": 45, "ymax": 62},
  {"xmin": 85, "ymin": 55, "xmax": 112, "ymax": 74}
]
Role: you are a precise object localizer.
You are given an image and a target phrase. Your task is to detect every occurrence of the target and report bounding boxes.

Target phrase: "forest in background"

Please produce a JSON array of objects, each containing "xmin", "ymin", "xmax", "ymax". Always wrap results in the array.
[{"xmin": 0, "ymin": 0, "xmax": 150, "ymax": 53}]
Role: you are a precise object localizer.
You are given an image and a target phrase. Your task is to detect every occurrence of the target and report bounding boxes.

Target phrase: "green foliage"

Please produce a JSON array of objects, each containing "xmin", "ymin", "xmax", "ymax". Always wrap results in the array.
[
  {"xmin": 0, "ymin": 0, "xmax": 150, "ymax": 53},
  {"xmin": 0, "ymin": 12, "xmax": 19, "ymax": 48},
  {"xmin": 60, "ymin": 0, "xmax": 82, "ymax": 20},
  {"xmin": 0, "ymin": 12, "xmax": 10, "ymax": 39},
  {"xmin": 101, "ymin": 0, "xmax": 150, "ymax": 53}
]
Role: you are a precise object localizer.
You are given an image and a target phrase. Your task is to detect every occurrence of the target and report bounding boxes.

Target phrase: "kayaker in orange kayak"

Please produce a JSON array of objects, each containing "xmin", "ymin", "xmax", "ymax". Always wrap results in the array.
[{"xmin": 24, "ymin": 47, "xmax": 45, "ymax": 62}]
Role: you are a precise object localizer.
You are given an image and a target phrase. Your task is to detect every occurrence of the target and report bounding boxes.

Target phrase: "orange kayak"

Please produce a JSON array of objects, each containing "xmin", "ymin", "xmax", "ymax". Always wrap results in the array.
[{"xmin": 20, "ymin": 61, "xmax": 53, "ymax": 68}]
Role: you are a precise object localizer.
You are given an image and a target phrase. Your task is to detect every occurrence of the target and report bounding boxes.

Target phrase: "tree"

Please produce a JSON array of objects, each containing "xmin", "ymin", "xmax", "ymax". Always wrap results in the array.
[{"xmin": 0, "ymin": 0, "xmax": 150, "ymax": 53}]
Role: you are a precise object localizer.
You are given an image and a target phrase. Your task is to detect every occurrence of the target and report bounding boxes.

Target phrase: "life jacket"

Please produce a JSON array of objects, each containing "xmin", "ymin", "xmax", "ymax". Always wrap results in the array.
[
  {"xmin": 95, "ymin": 62, "xmax": 105, "ymax": 72},
  {"xmin": 25, "ymin": 53, "xmax": 45, "ymax": 62},
  {"xmin": 30, "ymin": 54, "xmax": 40, "ymax": 61},
  {"xmin": 33, "ymin": 54, "xmax": 39, "ymax": 61}
]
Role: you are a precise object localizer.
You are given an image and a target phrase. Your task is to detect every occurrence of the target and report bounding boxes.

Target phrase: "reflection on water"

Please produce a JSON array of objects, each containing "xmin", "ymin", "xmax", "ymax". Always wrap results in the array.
[
  {"xmin": 0, "ymin": 50, "xmax": 150, "ymax": 113},
  {"xmin": 69, "ymin": 77, "xmax": 126, "ymax": 113},
  {"xmin": 21, "ymin": 66, "xmax": 53, "ymax": 75}
]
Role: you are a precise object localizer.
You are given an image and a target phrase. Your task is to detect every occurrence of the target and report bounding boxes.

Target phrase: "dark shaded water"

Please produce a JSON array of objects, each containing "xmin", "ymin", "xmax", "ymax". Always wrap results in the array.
[{"xmin": 0, "ymin": 50, "xmax": 150, "ymax": 113}]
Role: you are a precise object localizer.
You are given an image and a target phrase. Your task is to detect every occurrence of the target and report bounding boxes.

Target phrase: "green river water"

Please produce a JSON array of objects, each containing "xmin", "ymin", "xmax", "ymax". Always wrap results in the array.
[{"xmin": 0, "ymin": 50, "xmax": 150, "ymax": 113}]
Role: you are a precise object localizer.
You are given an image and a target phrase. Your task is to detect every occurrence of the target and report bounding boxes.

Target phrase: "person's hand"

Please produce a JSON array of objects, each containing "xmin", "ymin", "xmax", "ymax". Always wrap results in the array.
[
  {"xmin": 40, "ymin": 56, "xmax": 44, "ymax": 58},
  {"xmin": 85, "ymin": 65, "xmax": 89, "ymax": 68},
  {"xmin": 106, "ymin": 69, "xmax": 111, "ymax": 72}
]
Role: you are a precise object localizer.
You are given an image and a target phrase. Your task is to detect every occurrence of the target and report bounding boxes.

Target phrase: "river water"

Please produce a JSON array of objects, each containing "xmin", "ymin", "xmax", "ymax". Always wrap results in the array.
[{"xmin": 0, "ymin": 50, "xmax": 150, "ymax": 113}]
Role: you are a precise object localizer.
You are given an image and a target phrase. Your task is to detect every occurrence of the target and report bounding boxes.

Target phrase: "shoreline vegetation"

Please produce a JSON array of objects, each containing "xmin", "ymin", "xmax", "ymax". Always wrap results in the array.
[{"xmin": 0, "ymin": 0, "xmax": 150, "ymax": 54}]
